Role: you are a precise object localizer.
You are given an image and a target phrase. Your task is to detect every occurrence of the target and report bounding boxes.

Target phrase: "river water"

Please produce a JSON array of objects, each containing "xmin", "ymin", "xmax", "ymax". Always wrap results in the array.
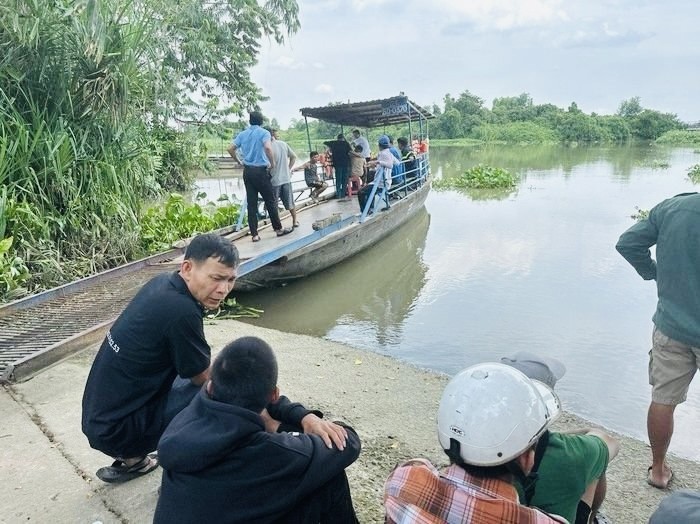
[{"xmin": 200, "ymin": 144, "xmax": 700, "ymax": 460}]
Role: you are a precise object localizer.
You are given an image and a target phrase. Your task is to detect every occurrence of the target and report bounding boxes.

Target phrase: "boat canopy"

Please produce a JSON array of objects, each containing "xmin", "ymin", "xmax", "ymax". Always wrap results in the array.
[{"xmin": 300, "ymin": 95, "xmax": 434, "ymax": 128}]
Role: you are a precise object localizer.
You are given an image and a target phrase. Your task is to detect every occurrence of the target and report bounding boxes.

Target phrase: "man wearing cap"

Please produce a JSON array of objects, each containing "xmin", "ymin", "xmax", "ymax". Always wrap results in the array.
[
  {"xmin": 384, "ymin": 363, "xmax": 568, "ymax": 523},
  {"xmin": 616, "ymin": 192, "xmax": 700, "ymax": 490},
  {"xmin": 501, "ymin": 352, "xmax": 620, "ymax": 524}
]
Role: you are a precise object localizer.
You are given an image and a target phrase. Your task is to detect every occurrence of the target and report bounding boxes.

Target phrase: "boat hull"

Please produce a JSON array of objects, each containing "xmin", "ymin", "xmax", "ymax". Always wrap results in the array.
[{"xmin": 234, "ymin": 181, "xmax": 430, "ymax": 291}]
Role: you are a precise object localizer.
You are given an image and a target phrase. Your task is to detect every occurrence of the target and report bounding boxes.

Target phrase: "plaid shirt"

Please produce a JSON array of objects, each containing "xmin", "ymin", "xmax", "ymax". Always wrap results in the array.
[{"xmin": 384, "ymin": 459, "xmax": 568, "ymax": 523}]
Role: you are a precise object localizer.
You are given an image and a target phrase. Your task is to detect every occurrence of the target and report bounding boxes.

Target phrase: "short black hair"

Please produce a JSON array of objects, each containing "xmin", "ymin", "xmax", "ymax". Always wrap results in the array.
[
  {"xmin": 354, "ymin": 145, "xmax": 362, "ymax": 152},
  {"xmin": 352, "ymin": 129, "xmax": 360, "ymax": 135},
  {"xmin": 249, "ymin": 111, "xmax": 264, "ymax": 126},
  {"xmin": 337, "ymin": 133, "xmax": 345, "ymax": 140},
  {"xmin": 184, "ymin": 233, "xmax": 239, "ymax": 268},
  {"xmin": 397, "ymin": 137, "xmax": 408, "ymax": 147},
  {"xmin": 209, "ymin": 337, "xmax": 278, "ymax": 412},
  {"xmin": 309, "ymin": 151, "xmax": 318, "ymax": 159}
]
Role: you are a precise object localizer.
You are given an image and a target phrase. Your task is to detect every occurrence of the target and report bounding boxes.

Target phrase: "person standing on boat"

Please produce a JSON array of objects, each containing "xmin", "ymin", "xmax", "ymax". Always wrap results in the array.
[
  {"xmin": 228, "ymin": 111, "xmax": 293, "ymax": 243},
  {"xmin": 324, "ymin": 133, "xmax": 352, "ymax": 200},
  {"xmin": 616, "ymin": 191, "xmax": 700, "ymax": 490},
  {"xmin": 154, "ymin": 336, "xmax": 361, "ymax": 523},
  {"xmin": 358, "ymin": 135, "xmax": 398, "ymax": 212},
  {"xmin": 81, "ymin": 233, "xmax": 238, "ymax": 483},
  {"xmin": 269, "ymin": 128, "xmax": 300, "ymax": 229},
  {"xmin": 388, "ymin": 136, "xmax": 405, "ymax": 189},
  {"xmin": 351, "ymin": 128, "xmax": 371, "ymax": 161},
  {"xmin": 397, "ymin": 137, "xmax": 418, "ymax": 188}
]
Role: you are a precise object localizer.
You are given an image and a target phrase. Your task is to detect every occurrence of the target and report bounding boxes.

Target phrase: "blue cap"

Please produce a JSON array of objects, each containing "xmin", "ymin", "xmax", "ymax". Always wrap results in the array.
[{"xmin": 378, "ymin": 135, "xmax": 390, "ymax": 147}]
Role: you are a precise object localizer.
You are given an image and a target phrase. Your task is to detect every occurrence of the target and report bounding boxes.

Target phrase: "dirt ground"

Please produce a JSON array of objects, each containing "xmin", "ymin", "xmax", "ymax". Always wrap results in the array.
[
  {"xmin": 3, "ymin": 318, "xmax": 699, "ymax": 523},
  {"xmin": 203, "ymin": 320, "xmax": 700, "ymax": 524}
]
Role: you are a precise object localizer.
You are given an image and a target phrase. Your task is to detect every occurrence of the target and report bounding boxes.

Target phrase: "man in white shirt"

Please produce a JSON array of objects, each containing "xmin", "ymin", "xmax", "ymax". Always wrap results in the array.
[
  {"xmin": 351, "ymin": 129, "xmax": 371, "ymax": 160},
  {"xmin": 268, "ymin": 129, "xmax": 299, "ymax": 228}
]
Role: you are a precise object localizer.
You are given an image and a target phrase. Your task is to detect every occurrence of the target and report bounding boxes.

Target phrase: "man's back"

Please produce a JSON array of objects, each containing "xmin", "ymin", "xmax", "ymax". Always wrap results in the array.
[
  {"xmin": 154, "ymin": 390, "xmax": 361, "ymax": 524},
  {"xmin": 270, "ymin": 140, "xmax": 293, "ymax": 186},
  {"xmin": 81, "ymin": 272, "xmax": 210, "ymax": 457},
  {"xmin": 233, "ymin": 125, "xmax": 270, "ymax": 166},
  {"xmin": 616, "ymin": 192, "xmax": 700, "ymax": 346},
  {"xmin": 385, "ymin": 459, "xmax": 564, "ymax": 524}
]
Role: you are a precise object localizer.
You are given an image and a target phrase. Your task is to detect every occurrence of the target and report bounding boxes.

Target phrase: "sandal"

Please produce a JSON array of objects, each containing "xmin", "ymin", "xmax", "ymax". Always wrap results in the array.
[
  {"xmin": 647, "ymin": 465, "xmax": 673, "ymax": 489},
  {"xmin": 293, "ymin": 222, "xmax": 300, "ymax": 228},
  {"xmin": 96, "ymin": 454, "xmax": 159, "ymax": 483},
  {"xmin": 251, "ymin": 235, "xmax": 261, "ymax": 242},
  {"xmin": 276, "ymin": 227, "xmax": 293, "ymax": 237}
]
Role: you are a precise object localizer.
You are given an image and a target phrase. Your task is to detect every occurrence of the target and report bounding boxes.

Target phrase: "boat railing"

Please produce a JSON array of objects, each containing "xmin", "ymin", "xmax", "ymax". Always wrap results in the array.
[{"xmin": 359, "ymin": 152, "xmax": 430, "ymax": 223}]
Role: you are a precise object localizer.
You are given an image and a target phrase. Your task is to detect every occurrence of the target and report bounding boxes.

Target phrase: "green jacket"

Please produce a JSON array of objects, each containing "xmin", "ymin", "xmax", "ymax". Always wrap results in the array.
[{"xmin": 616, "ymin": 192, "xmax": 700, "ymax": 347}]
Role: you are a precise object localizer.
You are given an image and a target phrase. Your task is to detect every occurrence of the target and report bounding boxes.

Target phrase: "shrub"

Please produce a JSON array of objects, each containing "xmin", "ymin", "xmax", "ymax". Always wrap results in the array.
[{"xmin": 434, "ymin": 164, "xmax": 517, "ymax": 190}]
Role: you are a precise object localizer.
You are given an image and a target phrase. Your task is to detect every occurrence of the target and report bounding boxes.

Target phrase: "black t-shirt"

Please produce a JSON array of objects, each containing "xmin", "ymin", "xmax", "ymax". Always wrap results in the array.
[
  {"xmin": 323, "ymin": 139, "xmax": 351, "ymax": 169},
  {"xmin": 81, "ymin": 272, "xmax": 210, "ymax": 457}
]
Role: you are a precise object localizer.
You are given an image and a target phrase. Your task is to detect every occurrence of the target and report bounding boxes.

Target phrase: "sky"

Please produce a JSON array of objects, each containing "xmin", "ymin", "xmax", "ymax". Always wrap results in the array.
[{"xmin": 250, "ymin": 0, "xmax": 699, "ymax": 128}]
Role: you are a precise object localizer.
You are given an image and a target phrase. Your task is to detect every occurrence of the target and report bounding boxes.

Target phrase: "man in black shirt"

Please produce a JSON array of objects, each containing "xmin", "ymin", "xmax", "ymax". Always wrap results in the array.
[
  {"xmin": 82, "ymin": 233, "xmax": 238, "ymax": 483},
  {"xmin": 324, "ymin": 133, "xmax": 352, "ymax": 199}
]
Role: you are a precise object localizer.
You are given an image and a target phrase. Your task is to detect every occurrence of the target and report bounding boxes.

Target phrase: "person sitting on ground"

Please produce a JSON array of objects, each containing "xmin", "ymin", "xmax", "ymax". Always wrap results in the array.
[
  {"xmin": 81, "ymin": 233, "xmax": 238, "ymax": 483},
  {"xmin": 358, "ymin": 135, "xmax": 398, "ymax": 212},
  {"xmin": 154, "ymin": 336, "xmax": 361, "ymax": 524},
  {"xmin": 649, "ymin": 490, "xmax": 700, "ymax": 523},
  {"xmin": 384, "ymin": 362, "xmax": 568, "ymax": 523},
  {"xmin": 293, "ymin": 151, "xmax": 328, "ymax": 202},
  {"xmin": 501, "ymin": 352, "xmax": 620, "ymax": 524}
]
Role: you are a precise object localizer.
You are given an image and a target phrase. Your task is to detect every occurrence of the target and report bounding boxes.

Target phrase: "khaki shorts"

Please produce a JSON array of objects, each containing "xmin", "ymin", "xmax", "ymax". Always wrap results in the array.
[{"xmin": 649, "ymin": 327, "xmax": 700, "ymax": 405}]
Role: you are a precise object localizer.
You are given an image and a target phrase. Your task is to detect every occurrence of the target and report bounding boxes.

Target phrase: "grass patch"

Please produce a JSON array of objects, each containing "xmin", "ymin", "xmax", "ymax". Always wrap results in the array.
[{"xmin": 434, "ymin": 164, "xmax": 517, "ymax": 190}]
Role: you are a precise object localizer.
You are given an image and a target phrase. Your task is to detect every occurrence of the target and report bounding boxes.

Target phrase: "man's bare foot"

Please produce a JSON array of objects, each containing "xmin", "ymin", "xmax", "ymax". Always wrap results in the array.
[{"xmin": 647, "ymin": 464, "xmax": 673, "ymax": 489}]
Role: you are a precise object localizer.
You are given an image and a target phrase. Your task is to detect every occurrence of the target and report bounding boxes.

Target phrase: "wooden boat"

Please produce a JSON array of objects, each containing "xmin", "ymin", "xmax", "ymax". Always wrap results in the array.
[{"xmin": 232, "ymin": 95, "xmax": 434, "ymax": 291}]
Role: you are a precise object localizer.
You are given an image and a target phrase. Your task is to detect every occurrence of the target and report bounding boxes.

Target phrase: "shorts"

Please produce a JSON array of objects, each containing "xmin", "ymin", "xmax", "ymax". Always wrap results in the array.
[
  {"xmin": 273, "ymin": 182, "xmax": 295, "ymax": 210},
  {"xmin": 649, "ymin": 327, "xmax": 700, "ymax": 405}
]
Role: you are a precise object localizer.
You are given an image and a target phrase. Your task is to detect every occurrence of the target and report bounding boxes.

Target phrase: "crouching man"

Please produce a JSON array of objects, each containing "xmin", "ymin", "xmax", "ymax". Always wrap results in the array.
[
  {"xmin": 154, "ymin": 336, "xmax": 361, "ymax": 524},
  {"xmin": 384, "ymin": 363, "xmax": 568, "ymax": 523}
]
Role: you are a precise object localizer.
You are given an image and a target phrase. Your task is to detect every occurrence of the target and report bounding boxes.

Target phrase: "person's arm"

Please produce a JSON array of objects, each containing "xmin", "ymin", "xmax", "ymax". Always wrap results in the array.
[
  {"xmin": 227, "ymin": 144, "xmax": 241, "ymax": 166},
  {"xmin": 265, "ymin": 395, "xmax": 348, "ymax": 450},
  {"xmin": 615, "ymin": 214, "xmax": 659, "ymax": 280},
  {"xmin": 287, "ymin": 148, "xmax": 297, "ymax": 171},
  {"xmin": 263, "ymin": 139, "xmax": 275, "ymax": 171},
  {"xmin": 292, "ymin": 161, "xmax": 308, "ymax": 173},
  {"xmin": 189, "ymin": 367, "xmax": 209, "ymax": 386}
]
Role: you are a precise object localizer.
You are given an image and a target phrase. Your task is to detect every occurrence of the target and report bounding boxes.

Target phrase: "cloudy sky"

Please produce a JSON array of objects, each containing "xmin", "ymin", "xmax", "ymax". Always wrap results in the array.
[{"xmin": 250, "ymin": 0, "xmax": 698, "ymax": 128}]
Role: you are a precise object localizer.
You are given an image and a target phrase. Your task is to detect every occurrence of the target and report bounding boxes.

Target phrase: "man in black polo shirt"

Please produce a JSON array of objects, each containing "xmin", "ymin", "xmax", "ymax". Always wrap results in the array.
[
  {"xmin": 324, "ymin": 133, "xmax": 352, "ymax": 199},
  {"xmin": 81, "ymin": 233, "xmax": 238, "ymax": 483}
]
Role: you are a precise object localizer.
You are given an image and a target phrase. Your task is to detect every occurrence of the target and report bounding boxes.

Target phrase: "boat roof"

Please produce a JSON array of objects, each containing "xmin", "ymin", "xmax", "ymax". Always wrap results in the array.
[{"xmin": 300, "ymin": 95, "xmax": 434, "ymax": 128}]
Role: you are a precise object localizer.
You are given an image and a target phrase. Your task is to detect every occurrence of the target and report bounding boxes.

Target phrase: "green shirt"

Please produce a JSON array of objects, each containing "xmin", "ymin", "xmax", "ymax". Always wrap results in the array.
[
  {"xmin": 519, "ymin": 432, "xmax": 609, "ymax": 523},
  {"xmin": 616, "ymin": 192, "xmax": 700, "ymax": 347}
]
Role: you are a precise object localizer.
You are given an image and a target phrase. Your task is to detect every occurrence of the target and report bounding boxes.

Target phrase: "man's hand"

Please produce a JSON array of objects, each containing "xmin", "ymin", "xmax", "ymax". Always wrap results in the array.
[
  {"xmin": 259, "ymin": 408, "xmax": 281, "ymax": 433},
  {"xmin": 301, "ymin": 413, "xmax": 348, "ymax": 450}
]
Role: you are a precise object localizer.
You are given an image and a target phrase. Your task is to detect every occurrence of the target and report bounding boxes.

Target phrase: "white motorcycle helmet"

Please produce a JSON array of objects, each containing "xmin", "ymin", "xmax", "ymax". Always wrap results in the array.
[{"xmin": 437, "ymin": 362, "xmax": 561, "ymax": 467}]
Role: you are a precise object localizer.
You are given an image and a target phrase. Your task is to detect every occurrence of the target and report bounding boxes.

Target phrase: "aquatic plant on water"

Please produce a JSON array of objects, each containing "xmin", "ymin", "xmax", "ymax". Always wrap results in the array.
[
  {"xmin": 630, "ymin": 206, "xmax": 650, "ymax": 222},
  {"xmin": 687, "ymin": 164, "xmax": 700, "ymax": 184},
  {"xmin": 433, "ymin": 164, "xmax": 518, "ymax": 190}
]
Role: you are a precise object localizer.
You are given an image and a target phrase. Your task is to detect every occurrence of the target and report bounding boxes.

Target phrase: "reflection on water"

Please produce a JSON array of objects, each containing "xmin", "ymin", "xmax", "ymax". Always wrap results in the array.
[
  {"xmin": 239, "ymin": 209, "xmax": 430, "ymax": 349},
  {"xmin": 235, "ymin": 144, "xmax": 700, "ymax": 460}
]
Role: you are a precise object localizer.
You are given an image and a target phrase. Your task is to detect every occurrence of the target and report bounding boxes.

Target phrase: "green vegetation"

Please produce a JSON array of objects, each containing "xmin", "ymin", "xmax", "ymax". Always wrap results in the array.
[
  {"xmin": 434, "ymin": 164, "xmax": 518, "ymax": 190},
  {"xmin": 0, "ymin": 0, "xmax": 299, "ymax": 301},
  {"xmin": 657, "ymin": 130, "xmax": 700, "ymax": 145},
  {"xmin": 630, "ymin": 207, "xmax": 650, "ymax": 222},
  {"xmin": 206, "ymin": 297, "xmax": 264, "ymax": 320},
  {"xmin": 687, "ymin": 164, "xmax": 700, "ymax": 184},
  {"xmin": 140, "ymin": 194, "xmax": 242, "ymax": 253}
]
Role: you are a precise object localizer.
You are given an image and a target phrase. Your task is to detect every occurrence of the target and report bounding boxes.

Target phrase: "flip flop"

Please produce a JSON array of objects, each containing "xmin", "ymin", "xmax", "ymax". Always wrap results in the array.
[
  {"xmin": 251, "ymin": 235, "xmax": 261, "ymax": 242},
  {"xmin": 276, "ymin": 227, "xmax": 293, "ymax": 237},
  {"xmin": 593, "ymin": 511, "xmax": 613, "ymax": 524},
  {"xmin": 293, "ymin": 222, "xmax": 300, "ymax": 228},
  {"xmin": 647, "ymin": 465, "xmax": 673, "ymax": 489},
  {"xmin": 96, "ymin": 454, "xmax": 159, "ymax": 483}
]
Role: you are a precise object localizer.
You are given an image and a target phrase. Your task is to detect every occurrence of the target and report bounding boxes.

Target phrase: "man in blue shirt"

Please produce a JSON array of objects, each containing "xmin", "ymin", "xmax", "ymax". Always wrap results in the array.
[
  {"xmin": 228, "ymin": 111, "xmax": 293, "ymax": 242},
  {"xmin": 616, "ymin": 192, "xmax": 700, "ymax": 490}
]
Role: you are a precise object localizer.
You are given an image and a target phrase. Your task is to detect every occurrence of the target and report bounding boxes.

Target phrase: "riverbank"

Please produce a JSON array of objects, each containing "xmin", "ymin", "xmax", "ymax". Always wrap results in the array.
[{"xmin": 2, "ymin": 319, "xmax": 699, "ymax": 523}]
